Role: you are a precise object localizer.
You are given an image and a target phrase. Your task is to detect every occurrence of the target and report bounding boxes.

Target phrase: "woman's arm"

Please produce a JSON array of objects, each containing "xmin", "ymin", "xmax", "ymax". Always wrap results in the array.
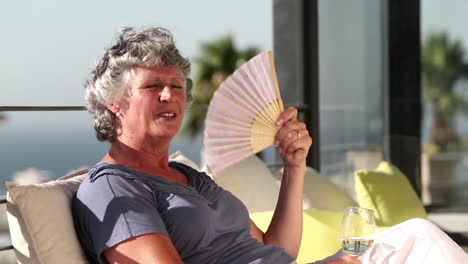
[
  {"xmin": 250, "ymin": 107, "xmax": 312, "ymax": 258},
  {"xmin": 248, "ymin": 108, "xmax": 361, "ymax": 264},
  {"xmin": 104, "ymin": 233, "xmax": 183, "ymax": 264}
]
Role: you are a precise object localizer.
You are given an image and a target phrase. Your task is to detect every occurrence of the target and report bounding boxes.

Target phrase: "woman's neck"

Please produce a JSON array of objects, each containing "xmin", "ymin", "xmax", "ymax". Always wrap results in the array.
[
  {"xmin": 102, "ymin": 137, "xmax": 172, "ymax": 173},
  {"xmin": 101, "ymin": 137, "xmax": 189, "ymax": 185}
]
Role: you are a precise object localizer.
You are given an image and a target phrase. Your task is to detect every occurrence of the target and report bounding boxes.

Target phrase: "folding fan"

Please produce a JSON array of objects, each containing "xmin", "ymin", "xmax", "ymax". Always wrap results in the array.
[{"xmin": 203, "ymin": 51, "xmax": 284, "ymax": 175}]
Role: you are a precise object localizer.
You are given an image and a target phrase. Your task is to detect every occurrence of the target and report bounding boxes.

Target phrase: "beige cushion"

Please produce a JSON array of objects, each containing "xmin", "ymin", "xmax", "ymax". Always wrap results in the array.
[
  {"xmin": 5, "ymin": 151, "xmax": 199, "ymax": 264},
  {"xmin": 5, "ymin": 169, "xmax": 89, "ymax": 264},
  {"xmin": 273, "ymin": 167, "xmax": 357, "ymax": 212},
  {"xmin": 203, "ymin": 155, "xmax": 280, "ymax": 213},
  {"xmin": 169, "ymin": 151, "xmax": 201, "ymax": 171}
]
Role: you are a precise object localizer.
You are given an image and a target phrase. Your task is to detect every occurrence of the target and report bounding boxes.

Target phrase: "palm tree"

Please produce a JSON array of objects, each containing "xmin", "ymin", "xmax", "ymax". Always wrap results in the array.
[
  {"xmin": 182, "ymin": 35, "xmax": 259, "ymax": 137},
  {"xmin": 422, "ymin": 31, "xmax": 468, "ymax": 152}
]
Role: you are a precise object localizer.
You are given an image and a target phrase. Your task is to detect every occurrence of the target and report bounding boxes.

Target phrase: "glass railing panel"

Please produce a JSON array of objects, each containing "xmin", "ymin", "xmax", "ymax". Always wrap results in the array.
[{"xmin": 317, "ymin": 0, "xmax": 385, "ymax": 198}]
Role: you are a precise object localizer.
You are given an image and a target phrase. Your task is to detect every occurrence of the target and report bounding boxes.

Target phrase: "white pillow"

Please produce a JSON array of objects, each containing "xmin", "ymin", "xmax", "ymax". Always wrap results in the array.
[
  {"xmin": 273, "ymin": 167, "xmax": 357, "ymax": 212},
  {"xmin": 203, "ymin": 155, "xmax": 280, "ymax": 213},
  {"xmin": 169, "ymin": 151, "xmax": 201, "ymax": 171},
  {"xmin": 4, "ymin": 151, "xmax": 199, "ymax": 264},
  {"xmin": 5, "ymin": 169, "xmax": 89, "ymax": 264}
]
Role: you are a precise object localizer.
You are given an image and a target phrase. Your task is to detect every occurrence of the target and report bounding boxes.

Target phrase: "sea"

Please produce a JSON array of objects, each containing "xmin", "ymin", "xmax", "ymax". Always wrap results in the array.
[{"xmin": 0, "ymin": 126, "xmax": 204, "ymax": 196}]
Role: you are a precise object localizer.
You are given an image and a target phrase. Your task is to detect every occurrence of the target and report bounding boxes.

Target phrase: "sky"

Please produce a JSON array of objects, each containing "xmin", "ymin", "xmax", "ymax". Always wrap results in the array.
[
  {"xmin": 422, "ymin": 0, "xmax": 468, "ymax": 47},
  {"xmin": 0, "ymin": 0, "xmax": 273, "ymax": 107}
]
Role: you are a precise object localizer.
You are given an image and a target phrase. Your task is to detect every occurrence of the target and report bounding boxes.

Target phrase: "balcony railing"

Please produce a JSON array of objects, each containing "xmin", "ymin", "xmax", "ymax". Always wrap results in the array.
[{"xmin": 0, "ymin": 104, "xmax": 310, "ymax": 112}]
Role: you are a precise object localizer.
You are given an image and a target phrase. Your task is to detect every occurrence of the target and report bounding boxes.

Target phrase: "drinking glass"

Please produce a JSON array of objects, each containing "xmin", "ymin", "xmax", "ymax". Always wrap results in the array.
[{"xmin": 340, "ymin": 206, "xmax": 376, "ymax": 257}]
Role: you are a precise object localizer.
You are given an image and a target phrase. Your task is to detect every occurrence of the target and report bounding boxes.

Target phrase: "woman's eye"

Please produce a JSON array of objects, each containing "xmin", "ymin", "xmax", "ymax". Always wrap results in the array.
[
  {"xmin": 145, "ymin": 84, "xmax": 163, "ymax": 89},
  {"xmin": 143, "ymin": 83, "xmax": 184, "ymax": 90}
]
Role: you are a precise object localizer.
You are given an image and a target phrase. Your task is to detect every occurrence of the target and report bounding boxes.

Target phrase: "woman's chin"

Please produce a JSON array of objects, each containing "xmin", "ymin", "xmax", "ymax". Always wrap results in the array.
[
  {"xmin": 149, "ymin": 125, "xmax": 182, "ymax": 138},
  {"xmin": 149, "ymin": 130, "xmax": 179, "ymax": 139}
]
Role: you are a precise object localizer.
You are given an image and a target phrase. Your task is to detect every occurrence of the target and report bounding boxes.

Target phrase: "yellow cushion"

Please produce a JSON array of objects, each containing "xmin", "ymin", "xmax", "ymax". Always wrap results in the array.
[
  {"xmin": 250, "ymin": 210, "xmax": 342, "ymax": 264},
  {"xmin": 354, "ymin": 161, "xmax": 428, "ymax": 227}
]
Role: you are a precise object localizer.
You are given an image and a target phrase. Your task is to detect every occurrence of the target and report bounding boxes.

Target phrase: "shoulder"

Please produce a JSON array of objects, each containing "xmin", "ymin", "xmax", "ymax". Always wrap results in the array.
[
  {"xmin": 72, "ymin": 163, "xmax": 171, "ymax": 262},
  {"xmin": 87, "ymin": 162, "xmax": 136, "ymax": 183},
  {"xmin": 81, "ymin": 163, "xmax": 152, "ymax": 192},
  {"xmin": 73, "ymin": 163, "xmax": 154, "ymax": 214}
]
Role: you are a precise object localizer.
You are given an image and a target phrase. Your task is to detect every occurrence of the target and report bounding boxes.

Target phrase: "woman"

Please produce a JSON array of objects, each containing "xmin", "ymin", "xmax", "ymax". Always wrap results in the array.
[
  {"xmin": 72, "ymin": 27, "xmax": 468, "ymax": 264},
  {"xmin": 72, "ymin": 26, "xmax": 326, "ymax": 264}
]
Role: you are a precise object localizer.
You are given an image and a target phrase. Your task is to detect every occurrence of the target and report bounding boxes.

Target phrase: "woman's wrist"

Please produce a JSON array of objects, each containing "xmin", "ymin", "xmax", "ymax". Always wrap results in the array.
[{"xmin": 283, "ymin": 162, "xmax": 306, "ymax": 177}]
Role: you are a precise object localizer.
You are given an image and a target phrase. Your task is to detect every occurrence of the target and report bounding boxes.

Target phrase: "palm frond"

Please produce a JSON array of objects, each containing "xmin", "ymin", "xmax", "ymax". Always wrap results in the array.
[{"xmin": 182, "ymin": 35, "xmax": 260, "ymax": 137}]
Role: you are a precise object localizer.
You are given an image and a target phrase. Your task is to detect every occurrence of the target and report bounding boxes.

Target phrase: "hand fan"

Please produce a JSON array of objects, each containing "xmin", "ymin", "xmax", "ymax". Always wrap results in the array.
[{"xmin": 203, "ymin": 51, "xmax": 284, "ymax": 175}]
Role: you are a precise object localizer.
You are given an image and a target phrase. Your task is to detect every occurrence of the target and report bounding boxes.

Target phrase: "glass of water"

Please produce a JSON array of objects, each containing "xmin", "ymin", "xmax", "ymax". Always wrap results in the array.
[{"xmin": 340, "ymin": 206, "xmax": 376, "ymax": 257}]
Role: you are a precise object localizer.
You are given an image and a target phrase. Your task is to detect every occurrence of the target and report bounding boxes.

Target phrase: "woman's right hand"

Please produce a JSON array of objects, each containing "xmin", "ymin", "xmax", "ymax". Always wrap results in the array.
[{"xmin": 325, "ymin": 255, "xmax": 361, "ymax": 264}]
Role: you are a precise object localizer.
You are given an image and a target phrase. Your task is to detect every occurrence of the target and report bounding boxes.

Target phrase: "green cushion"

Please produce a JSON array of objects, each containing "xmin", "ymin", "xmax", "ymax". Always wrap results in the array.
[
  {"xmin": 354, "ymin": 161, "xmax": 428, "ymax": 227},
  {"xmin": 250, "ymin": 209, "xmax": 342, "ymax": 264}
]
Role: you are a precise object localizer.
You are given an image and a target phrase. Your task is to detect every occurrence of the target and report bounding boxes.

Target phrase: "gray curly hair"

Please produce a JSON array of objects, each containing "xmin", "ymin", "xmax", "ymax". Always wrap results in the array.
[{"xmin": 85, "ymin": 27, "xmax": 192, "ymax": 142}]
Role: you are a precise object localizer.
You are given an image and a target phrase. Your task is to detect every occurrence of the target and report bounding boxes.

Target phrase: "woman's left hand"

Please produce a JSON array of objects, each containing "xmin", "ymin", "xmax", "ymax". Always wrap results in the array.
[{"xmin": 275, "ymin": 107, "xmax": 313, "ymax": 168}]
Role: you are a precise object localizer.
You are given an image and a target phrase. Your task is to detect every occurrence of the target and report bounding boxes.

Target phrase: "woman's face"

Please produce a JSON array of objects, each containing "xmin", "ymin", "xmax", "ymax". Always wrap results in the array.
[{"xmin": 117, "ymin": 64, "xmax": 186, "ymax": 141}]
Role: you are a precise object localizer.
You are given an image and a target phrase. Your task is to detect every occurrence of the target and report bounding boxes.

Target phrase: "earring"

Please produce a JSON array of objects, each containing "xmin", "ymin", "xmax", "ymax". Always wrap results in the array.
[{"xmin": 116, "ymin": 112, "xmax": 121, "ymax": 117}]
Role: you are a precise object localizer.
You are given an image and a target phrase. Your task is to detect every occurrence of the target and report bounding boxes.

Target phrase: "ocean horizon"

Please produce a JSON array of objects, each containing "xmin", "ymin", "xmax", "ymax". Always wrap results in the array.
[{"xmin": 0, "ymin": 127, "xmax": 204, "ymax": 195}]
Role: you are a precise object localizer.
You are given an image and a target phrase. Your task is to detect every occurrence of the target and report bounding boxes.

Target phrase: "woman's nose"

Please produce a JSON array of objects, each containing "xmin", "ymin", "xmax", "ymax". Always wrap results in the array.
[{"xmin": 159, "ymin": 86, "xmax": 173, "ymax": 102}]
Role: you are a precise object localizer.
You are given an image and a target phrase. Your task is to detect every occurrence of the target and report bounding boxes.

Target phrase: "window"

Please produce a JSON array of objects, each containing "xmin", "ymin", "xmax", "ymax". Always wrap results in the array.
[
  {"xmin": 318, "ymin": 0, "xmax": 385, "ymax": 196},
  {"xmin": 421, "ymin": 0, "xmax": 468, "ymax": 217}
]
